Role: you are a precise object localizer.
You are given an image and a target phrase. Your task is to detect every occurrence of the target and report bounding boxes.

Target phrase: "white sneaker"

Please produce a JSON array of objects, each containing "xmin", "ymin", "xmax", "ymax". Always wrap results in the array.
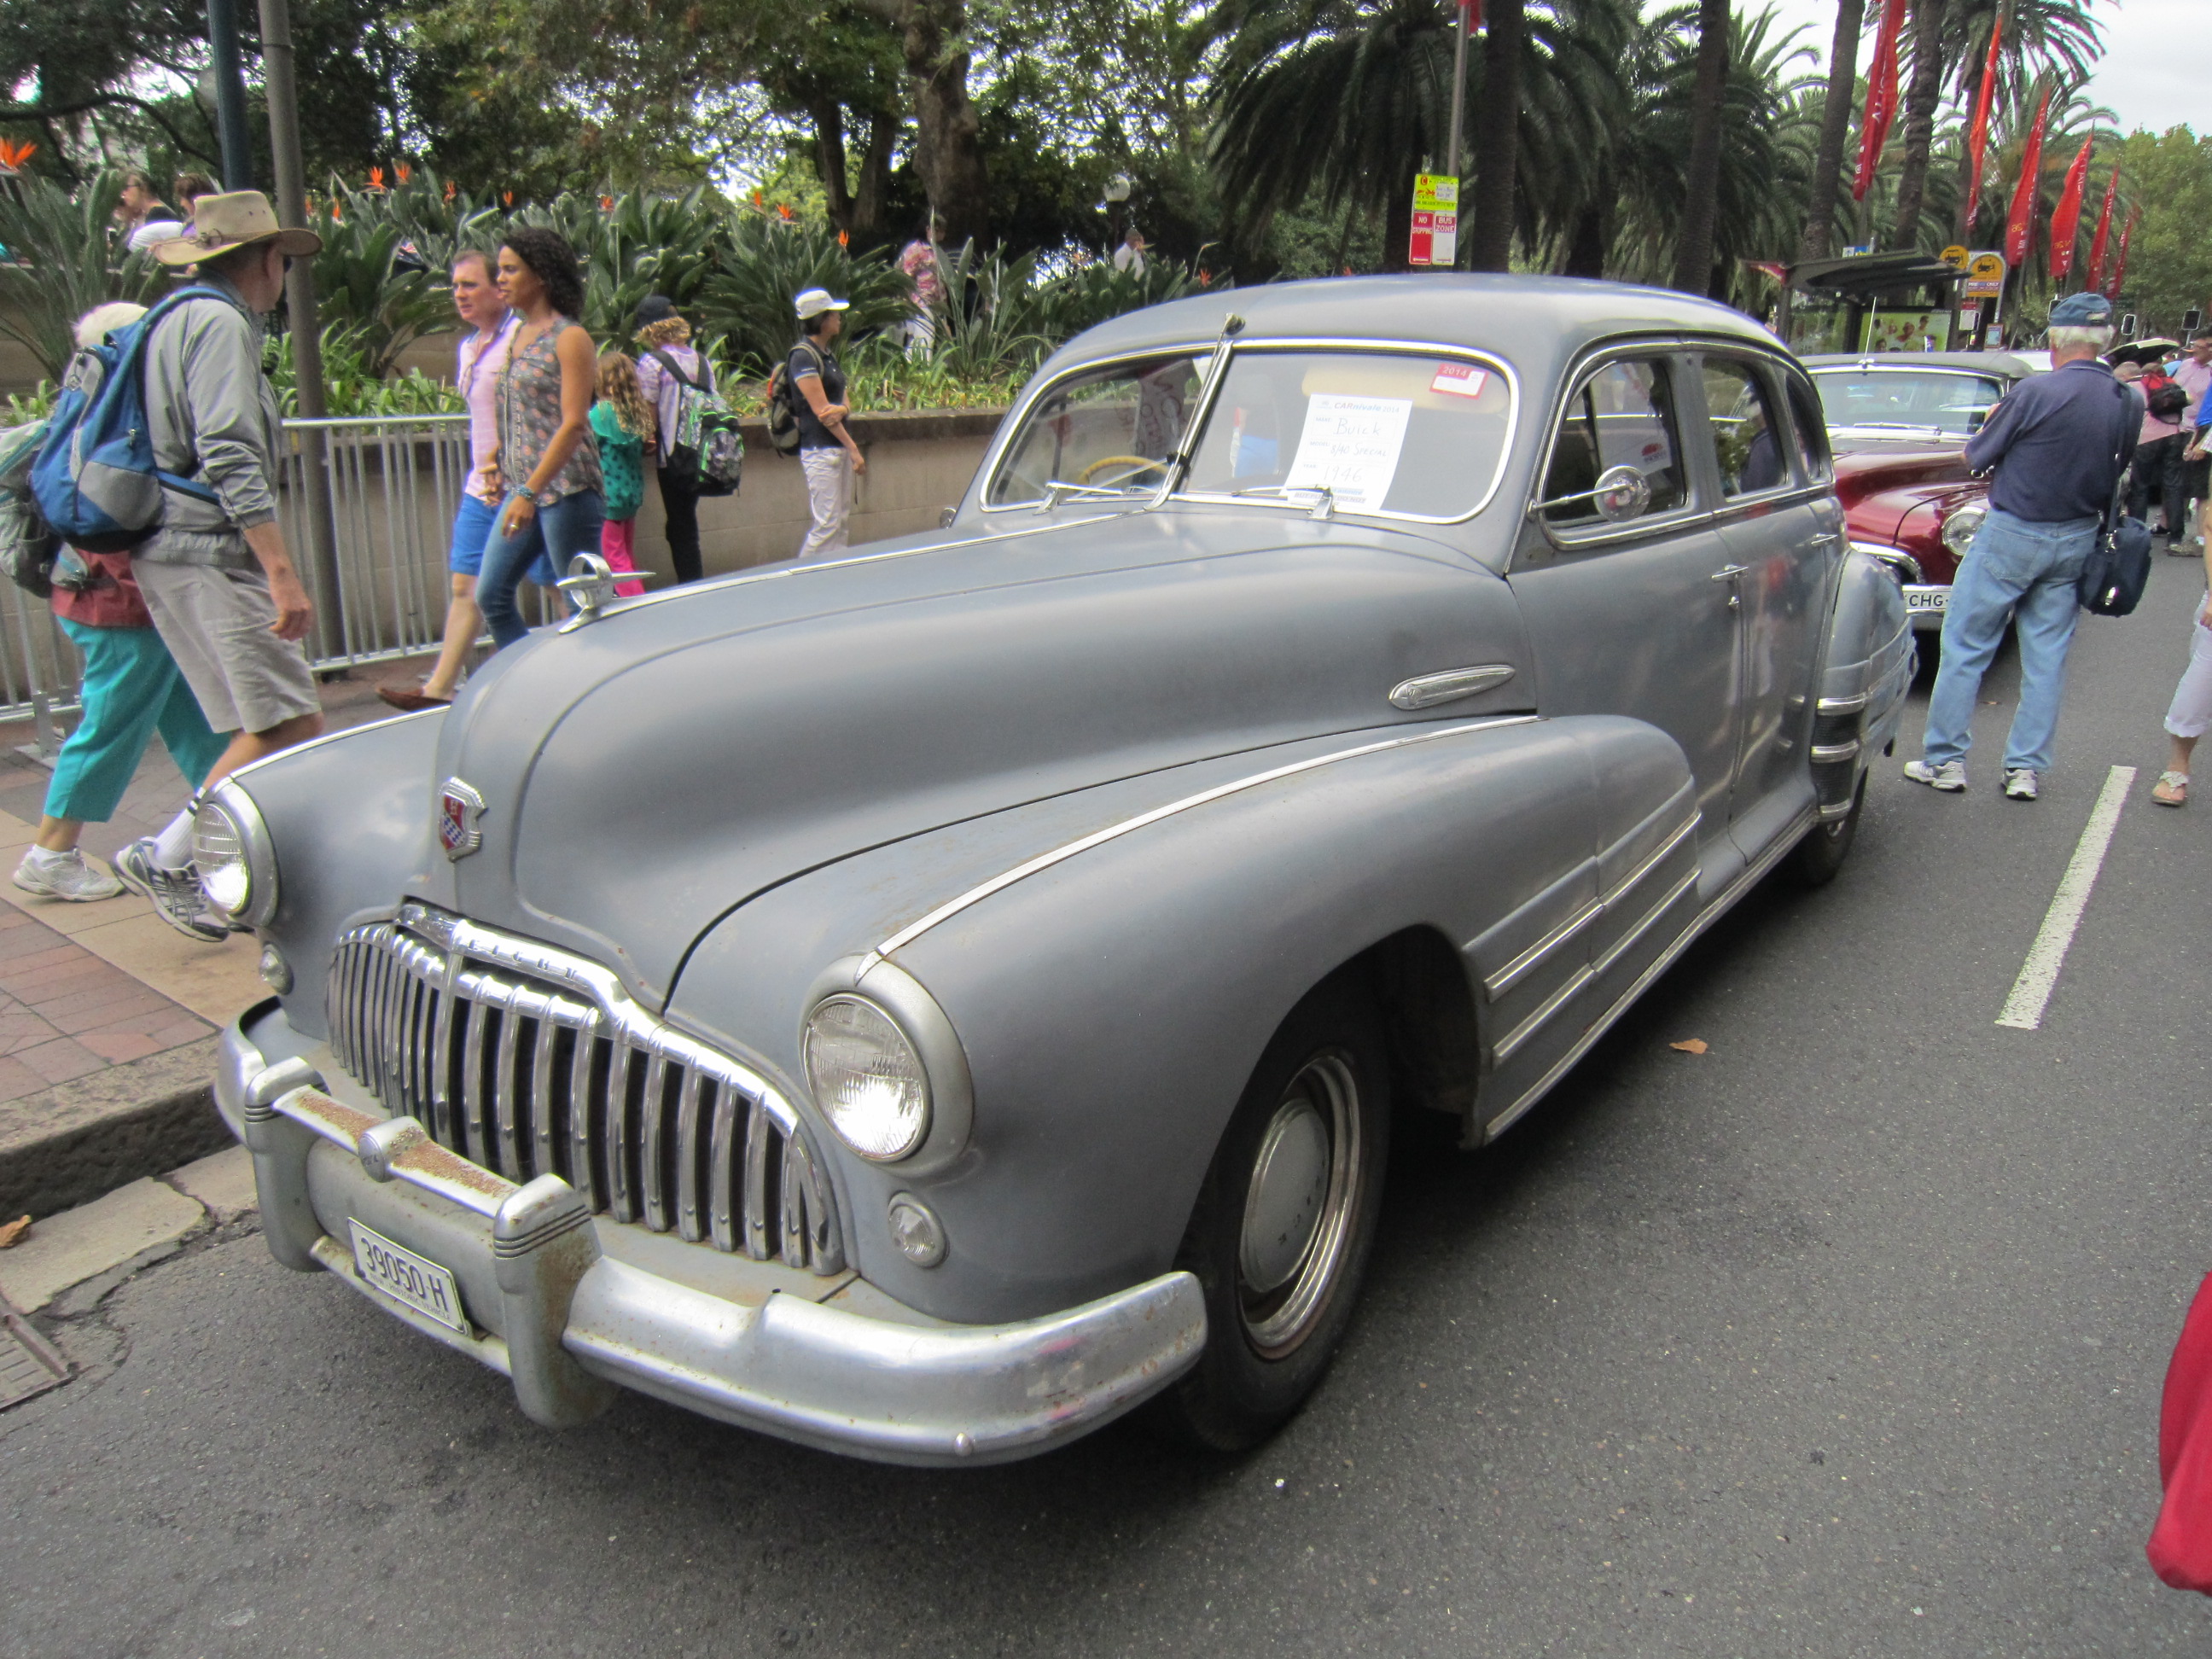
[
  {"xmin": 2004, "ymin": 769, "xmax": 2040, "ymax": 800},
  {"xmin": 1904, "ymin": 759, "xmax": 1967, "ymax": 792},
  {"xmin": 112, "ymin": 837, "xmax": 229, "ymax": 943},
  {"xmin": 11, "ymin": 846, "xmax": 123, "ymax": 902}
]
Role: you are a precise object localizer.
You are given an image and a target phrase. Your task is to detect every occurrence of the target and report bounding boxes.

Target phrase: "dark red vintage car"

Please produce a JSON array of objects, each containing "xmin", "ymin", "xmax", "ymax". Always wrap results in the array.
[{"xmin": 1803, "ymin": 351, "xmax": 2040, "ymax": 632}]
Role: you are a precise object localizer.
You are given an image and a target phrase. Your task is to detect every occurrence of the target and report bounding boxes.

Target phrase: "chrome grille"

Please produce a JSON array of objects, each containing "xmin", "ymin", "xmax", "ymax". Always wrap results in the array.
[{"xmin": 326, "ymin": 902, "xmax": 842, "ymax": 1272}]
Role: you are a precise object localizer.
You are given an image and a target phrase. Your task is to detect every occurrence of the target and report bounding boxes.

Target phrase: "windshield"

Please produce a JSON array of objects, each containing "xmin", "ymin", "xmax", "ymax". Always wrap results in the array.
[
  {"xmin": 1811, "ymin": 369, "xmax": 2007, "ymax": 436},
  {"xmin": 1181, "ymin": 349, "xmax": 1512, "ymax": 519},
  {"xmin": 986, "ymin": 352, "xmax": 1212, "ymax": 507}
]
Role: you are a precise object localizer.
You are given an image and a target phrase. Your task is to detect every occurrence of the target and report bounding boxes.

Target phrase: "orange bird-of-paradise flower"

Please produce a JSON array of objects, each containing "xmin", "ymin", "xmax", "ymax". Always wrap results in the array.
[
  {"xmin": 0, "ymin": 137, "xmax": 35, "ymax": 172},
  {"xmin": 368, "ymin": 166, "xmax": 386, "ymax": 190},
  {"xmin": 777, "ymin": 203, "xmax": 793, "ymax": 221},
  {"xmin": 503, "ymin": 190, "xmax": 514, "ymax": 207},
  {"xmin": 751, "ymin": 189, "xmax": 764, "ymax": 207},
  {"xmin": 599, "ymin": 194, "xmax": 614, "ymax": 211},
  {"xmin": 396, "ymin": 162, "xmax": 412, "ymax": 184},
  {"xmin": 837, "ymin": 229, "xmax": 849, "ymax": 247},
  {"xmin": 1199, "ymin": 270, "xmax": 1212, "ymax": 286},
  {"xmin": 444, "ymin": 179, "xmax": 457, "ymax": 202}
]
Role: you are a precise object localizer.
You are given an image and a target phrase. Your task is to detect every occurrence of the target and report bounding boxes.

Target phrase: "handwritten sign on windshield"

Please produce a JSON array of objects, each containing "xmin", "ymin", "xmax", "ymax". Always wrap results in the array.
[{"xmin": 1284, "ymin": 394, "xmax": 1413, "ymax": 509}]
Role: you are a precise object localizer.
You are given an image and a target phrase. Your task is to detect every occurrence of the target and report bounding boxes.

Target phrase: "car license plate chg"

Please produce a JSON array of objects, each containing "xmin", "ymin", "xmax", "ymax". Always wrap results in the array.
[
  {"xmin": 1906, "ymin": 590, "xmax": 1947, "ymax": 611},
  {"xmin": 348, "ymin": 1220, "xmax": 469, "ymax": 1334}
]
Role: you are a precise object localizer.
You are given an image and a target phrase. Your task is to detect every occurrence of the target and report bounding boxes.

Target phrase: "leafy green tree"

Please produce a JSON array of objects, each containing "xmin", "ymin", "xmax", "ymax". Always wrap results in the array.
[{"xmin": 2114, "ymin": 127, "xmax": 2212, "ymax": 337}]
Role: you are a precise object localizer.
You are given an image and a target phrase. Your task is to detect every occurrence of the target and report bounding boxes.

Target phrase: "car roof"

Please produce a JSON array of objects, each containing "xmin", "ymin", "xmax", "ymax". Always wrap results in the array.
[
  {"xmin": 1051, "ymin": 274, "xmax": 1786, "ymax": 392},
  {"xmin": 1801, "ymin": 350, "xmax": 2037, "ymax": 379}
]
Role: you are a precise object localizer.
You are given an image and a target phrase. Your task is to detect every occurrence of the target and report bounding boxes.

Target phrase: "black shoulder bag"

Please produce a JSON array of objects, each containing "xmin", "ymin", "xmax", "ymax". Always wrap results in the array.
[{"xmin": 2079, "ymin": 382, "xmax": 2153, "ymax": 618}]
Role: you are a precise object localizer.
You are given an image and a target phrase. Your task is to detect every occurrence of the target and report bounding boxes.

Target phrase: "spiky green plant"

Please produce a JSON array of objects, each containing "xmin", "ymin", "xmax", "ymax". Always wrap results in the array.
[
  {"xmin": 695, "ymin": 214, "xmax": 911, "ymax": 374},
  {"xmin": 0, "ymin": 172, "xmax": 168, "ymax": 381}
]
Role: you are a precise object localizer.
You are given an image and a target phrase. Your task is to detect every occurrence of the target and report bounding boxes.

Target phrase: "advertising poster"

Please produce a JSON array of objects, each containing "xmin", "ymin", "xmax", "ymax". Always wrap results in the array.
[{"xmin": 1861, "ymin": 311, "xmax": 1953, "ymax": 353}]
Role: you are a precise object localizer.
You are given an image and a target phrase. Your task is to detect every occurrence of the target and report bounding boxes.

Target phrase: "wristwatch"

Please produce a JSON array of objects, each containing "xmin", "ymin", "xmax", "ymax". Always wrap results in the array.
[{"xmin": 513, "ymin": 484, "xmax": 538, "ymax": 504}]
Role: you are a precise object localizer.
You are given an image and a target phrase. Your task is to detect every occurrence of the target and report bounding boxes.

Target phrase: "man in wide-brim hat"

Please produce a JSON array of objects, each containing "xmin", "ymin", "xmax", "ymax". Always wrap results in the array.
[{"xmin": 113, "ymin": 190, "xmax": 330, "ymax": 941}]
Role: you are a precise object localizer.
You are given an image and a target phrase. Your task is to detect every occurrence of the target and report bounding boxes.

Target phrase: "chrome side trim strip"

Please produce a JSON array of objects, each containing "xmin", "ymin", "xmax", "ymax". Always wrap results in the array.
[
  {"xmin": 1482, "ymin": 900, "xmax": 1599, "ymax": 1002},
  {"xmin": 1482, "ymin": 803, "xmax": 1815, "ymax": 1142},
  {"xmin": 1493, "ymin": 963, "xmax": 1596, "ymax": 1064},
  {"xmin": 1589, "ymin": 867, "xmax": 1700, "ymax": 980},
  {"xmin": 1388, "ymin": 664, "xmax": 1516, "ymax": 711},
  {"xmin": 1815, "ymin": 692, "xmax": 1868, "ymax": 715},
  {"xmin": 871, "ymin": 717, "xmax": 1541, "ymax": 964},
  {"xmin": 1810, "ymin": 740, "xmax": 1861, "ymax": 764},
  {"xmin": 1600, "ymin": 814, "xmax": 1699, "ymax": 911}
]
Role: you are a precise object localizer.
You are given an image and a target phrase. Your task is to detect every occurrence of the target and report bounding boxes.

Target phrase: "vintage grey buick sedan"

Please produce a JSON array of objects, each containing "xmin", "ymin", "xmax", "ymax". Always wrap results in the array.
[{"xmin": 204, "ymin": 276, "xmax": 1910, "ymax": 1464}]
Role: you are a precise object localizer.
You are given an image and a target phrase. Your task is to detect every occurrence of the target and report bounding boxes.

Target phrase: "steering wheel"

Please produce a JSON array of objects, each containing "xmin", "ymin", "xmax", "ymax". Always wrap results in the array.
[{"xmin": 1077, "ymin": 455, "xmax": 1172, "ymax": 488}]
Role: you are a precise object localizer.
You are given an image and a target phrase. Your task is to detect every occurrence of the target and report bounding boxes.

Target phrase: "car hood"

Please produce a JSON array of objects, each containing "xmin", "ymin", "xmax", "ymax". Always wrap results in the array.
[
  {"xmin": 1833, "ymin": 448, "xmax": 1976, "ymax": 544},
  {"xmin": 415, "ymin": 509, "xmax": 1534, "ymax": 1004}
]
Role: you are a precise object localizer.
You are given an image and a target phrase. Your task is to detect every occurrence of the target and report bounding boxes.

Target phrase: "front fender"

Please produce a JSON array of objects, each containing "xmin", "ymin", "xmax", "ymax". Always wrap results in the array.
[
  {"xmin": 228, "ymin": 710, "xmax": 446, "ymax": 1039},
  {"xmin": 670, "ymin": 713, "xmax": 1691, "ymax": 1326}
]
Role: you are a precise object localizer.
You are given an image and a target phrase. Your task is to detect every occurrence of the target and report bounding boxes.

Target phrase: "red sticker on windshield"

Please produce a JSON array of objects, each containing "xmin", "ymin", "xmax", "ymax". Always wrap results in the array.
[{"xmin": 1431, "ymin": 364, "xmax": 1488, "ymax": 399}]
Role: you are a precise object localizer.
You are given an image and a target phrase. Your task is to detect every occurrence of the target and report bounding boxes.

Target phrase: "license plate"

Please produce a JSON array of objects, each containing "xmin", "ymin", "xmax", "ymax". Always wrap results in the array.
[
  {"xmin": 349, "ymin": 1220, "xmax": 469, "ymax": 1334},
  {"xmin": 1905, "ymin": 589, "xmax": 1947, "ymax": 612}
]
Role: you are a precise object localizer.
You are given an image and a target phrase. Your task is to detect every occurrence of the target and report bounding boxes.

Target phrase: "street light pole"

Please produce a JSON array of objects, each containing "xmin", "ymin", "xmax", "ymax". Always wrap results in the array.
[
  {"xmin": 255, "ymin": 0, "xmax": 346, "ymax": 660},
  {"xmin": 1445, "ymin": 0, "xmax": 1470, "ymax": 269},
  {"xmin": 205, "ymin": 0, "xmax": 256, "ymax": 191}
]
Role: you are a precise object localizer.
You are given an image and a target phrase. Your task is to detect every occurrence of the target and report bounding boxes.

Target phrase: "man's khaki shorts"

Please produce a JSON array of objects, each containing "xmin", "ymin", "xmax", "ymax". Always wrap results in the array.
[{"xmin": 133, "ymin": 560, "xmax": 321, "ymax": 736}]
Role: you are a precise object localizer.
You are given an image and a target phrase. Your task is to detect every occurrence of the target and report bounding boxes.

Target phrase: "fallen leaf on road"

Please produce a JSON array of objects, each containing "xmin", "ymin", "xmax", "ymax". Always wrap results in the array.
[
  {"xmin": 1668, "ymin": 1039, "xmax": 1708, "ymax": 1055},
  {"xmin": 0, "ymin": 1214, "xmax": 29, "ymax": 1248}
]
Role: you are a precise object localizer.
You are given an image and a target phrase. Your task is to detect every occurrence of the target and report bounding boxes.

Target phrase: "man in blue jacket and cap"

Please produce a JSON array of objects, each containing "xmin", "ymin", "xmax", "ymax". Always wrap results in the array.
[{"xmin": 1904, "ymin": 290, "xmax": 2141, "ymax": 801}]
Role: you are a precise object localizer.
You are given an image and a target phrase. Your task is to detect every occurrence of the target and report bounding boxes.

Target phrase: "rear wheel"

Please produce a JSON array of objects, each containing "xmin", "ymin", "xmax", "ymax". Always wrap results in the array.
[
  {"xmin": 1790, "ymin": 766, "xmax": 1866, "ymax": 887},
  {"xmin": 1154, "ymin": 978, "xmax": 1390, "ymax": 1451}
]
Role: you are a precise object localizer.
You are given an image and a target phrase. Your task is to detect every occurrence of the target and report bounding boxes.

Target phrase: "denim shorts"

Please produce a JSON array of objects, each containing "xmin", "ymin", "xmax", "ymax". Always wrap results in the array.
[{"xmin": 451, "ymin": 492, "xmax": 556, "ymax": 585}]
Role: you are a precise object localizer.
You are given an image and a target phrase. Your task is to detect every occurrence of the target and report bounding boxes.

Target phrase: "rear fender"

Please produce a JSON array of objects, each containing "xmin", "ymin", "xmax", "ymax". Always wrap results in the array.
[{"xmin": 1810, "ymin": 550, "xmax": 1915, "ymax": 817}]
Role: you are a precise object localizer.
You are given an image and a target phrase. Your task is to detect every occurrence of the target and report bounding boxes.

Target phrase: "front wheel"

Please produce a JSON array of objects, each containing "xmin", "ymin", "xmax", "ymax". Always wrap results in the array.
[{"xmin": 1153, "ymin": 977, "xmax": 1391, "ymax": 1451}]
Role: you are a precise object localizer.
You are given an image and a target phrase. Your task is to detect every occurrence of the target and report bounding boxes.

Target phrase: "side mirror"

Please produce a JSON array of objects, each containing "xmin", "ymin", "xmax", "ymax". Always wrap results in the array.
[{"xmin": 1592, "ymin": 464, "xmax": 1653, "ymax": 523}]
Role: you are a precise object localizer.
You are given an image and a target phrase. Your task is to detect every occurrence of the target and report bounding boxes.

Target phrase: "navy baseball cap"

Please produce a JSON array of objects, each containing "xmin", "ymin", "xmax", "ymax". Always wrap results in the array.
[{"xmin": 2050, "ymin": 291, "xmax": 2113, "ymax": 326}]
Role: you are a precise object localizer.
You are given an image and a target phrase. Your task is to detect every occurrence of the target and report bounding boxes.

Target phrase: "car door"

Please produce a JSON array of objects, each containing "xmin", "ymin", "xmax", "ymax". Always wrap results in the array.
[
  {"xmin": 1695, "ymin": 351, "xmax": 1840, "ymax": 847},
  {"xmin": 1509, "ymin": 346, "xmax": 1743, "ymax": 872}
]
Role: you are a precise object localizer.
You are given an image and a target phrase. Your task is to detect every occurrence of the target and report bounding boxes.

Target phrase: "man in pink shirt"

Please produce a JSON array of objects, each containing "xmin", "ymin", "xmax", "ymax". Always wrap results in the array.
[{"xmin": 379, "ymin": 250, "xmax": 556, "ymax": 709}]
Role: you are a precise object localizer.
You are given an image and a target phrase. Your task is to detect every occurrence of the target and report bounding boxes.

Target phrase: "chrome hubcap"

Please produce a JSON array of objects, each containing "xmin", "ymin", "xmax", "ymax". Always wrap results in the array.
[{"xmin": 1237, "ymin": 1051, "xmax": 1359, "ymax": 1357}]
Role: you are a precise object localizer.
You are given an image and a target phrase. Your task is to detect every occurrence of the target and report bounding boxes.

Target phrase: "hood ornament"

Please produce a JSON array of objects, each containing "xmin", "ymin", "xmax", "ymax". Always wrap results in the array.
[{"xmin": 438, "ymin": 778, "xmax": 486, "ymax": 859}]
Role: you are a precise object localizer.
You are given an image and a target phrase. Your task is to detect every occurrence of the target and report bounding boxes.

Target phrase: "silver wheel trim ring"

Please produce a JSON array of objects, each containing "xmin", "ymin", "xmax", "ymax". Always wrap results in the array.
[{"xmin": 1237, "ymin": 1051, "xmax": 1361, "ymax": 1359}]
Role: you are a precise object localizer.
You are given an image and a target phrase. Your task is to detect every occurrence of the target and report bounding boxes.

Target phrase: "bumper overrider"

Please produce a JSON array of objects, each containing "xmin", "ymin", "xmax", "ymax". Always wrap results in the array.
[{"xmin": 217, "ymin": 1002, "xmax": 1206, "ymax": 1465}]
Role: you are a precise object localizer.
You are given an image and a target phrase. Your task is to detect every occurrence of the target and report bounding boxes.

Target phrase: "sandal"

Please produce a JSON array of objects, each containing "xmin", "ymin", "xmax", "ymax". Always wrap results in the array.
[
  {"xmin": 376, "ymin": 682, "xmax": 453, "ymax": 713},
  {"xmin": 2152, "ymin": 771, "xmax": 2189, "ymax": 807}
]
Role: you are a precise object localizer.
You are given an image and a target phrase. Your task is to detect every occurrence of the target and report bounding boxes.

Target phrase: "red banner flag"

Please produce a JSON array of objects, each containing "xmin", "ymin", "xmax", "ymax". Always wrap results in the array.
[
  {"xmin": 2086, "ymin": 164, "xmax": 2119, "ymax": 293},
  {"xmin": 2004, "ymin": 87, "xmax": 2052, "ymax": 269},
  {"xmin": 1963, "ymin": 9, "xmax": 2004, "ymax": 230},
  {"xmin": 2048, "ymin": 137, "xmax": 2093, "ymax": 282},
  {"xmin": 2106, "ymin": 206, "xmax": 2139, "ymax": 300},
  {"xmin": 1854, "ymin": 0, "xmax": 1909, "ymax": 202}
]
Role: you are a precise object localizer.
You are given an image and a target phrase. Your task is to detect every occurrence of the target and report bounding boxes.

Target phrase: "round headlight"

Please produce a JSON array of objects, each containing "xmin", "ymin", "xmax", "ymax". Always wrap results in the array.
[
  {"xmin": 1941, "ymin": 502, "xmax": 1987, "ymax": 558},
  {"xmin": 192, "ymin": 799, "xmax": 253, "ymax": 920},
  {"xmin": 804, "ymin": 995, "xmax": 931, "ymax": 1161}
]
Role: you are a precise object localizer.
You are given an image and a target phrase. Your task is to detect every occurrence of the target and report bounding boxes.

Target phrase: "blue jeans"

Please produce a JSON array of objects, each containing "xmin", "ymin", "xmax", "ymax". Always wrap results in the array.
[
  {"xmin": 479, "ymin": 489, "xmax": 604, "ymax": 649},
  {"xmin": 1921, "ymin": 507, "xmax": 2098, "ymax": 774},
  {"xmin": 46, "ymin": 620, "xmax": 227, "ymax": 823}
]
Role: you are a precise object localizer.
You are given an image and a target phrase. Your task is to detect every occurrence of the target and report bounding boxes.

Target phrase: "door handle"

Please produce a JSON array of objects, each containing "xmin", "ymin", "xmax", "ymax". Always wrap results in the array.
[{"xmin": 1710, "ymin": 564, "xmax": 1747, "ymax": 609}]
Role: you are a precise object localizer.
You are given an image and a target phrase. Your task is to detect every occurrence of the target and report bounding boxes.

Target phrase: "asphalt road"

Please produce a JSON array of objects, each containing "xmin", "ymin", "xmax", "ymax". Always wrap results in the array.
[{"xmin": 5, "ymin": 556, "xmax": 2212, "ymax": 1659}]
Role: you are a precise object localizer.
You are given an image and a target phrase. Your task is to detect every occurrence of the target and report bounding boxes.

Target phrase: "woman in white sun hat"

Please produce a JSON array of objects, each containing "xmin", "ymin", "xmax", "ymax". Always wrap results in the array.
[{"xmin": 786, "ymin": 288, "xmax": 866, "ymax": 559}]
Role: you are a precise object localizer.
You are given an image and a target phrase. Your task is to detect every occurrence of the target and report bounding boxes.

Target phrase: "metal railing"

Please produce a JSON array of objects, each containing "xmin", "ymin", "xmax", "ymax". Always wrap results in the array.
[{"xmin": 0, "ymin": 413, "xmax": 555, "ymax": 747}]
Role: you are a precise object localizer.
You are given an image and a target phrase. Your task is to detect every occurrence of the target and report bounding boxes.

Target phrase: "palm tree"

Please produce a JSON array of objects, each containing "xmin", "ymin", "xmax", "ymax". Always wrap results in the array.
[
  {"xmin": 1798, "ymin": 0, "xmax": 1866, "ymax": 262},
  {"xmin": 1614, "ymin": 7, "xmax": 1822, "ymax": 296},
  {"xmin": 1469, "ymin": 0, "xmax": 1523, "ymax": 271},
  {"xmin": 1208, "ymin": 0, "xmax": 1629, "ymax": 272},
  {"xmin": 1889, "ymin": 0, "xmax": 1952, "ymax": 247},
  {"xmin": 1671, "ymin": 0, "xmax": 1735, "ymax": 292}
]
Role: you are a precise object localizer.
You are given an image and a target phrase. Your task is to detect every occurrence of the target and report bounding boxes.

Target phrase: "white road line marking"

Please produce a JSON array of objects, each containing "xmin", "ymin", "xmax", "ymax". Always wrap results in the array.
[{"xmin": 1996, "ymin": 764, "xmax": 2136, "ymax": 1031}]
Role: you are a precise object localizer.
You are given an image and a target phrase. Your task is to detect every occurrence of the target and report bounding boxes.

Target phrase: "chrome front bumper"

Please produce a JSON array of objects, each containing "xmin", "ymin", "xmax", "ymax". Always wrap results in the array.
[{"xmin": 217, "ymin": 1003, "xmax": 1206, "ymax": 1465}]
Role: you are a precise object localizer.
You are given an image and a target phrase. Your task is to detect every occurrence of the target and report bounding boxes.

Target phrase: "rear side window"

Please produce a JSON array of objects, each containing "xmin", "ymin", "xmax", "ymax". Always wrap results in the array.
[
  {"xmin": 1540, "ymin": 358, "xmax": 1688, "ymax": 527},
  {"xmin": 1785, "ymin": 379, "xmax": 1833, "ymax": 483},
  {"xmin": 1702, "ymin": 358, "xmax": 1789, "ymax": 498}
]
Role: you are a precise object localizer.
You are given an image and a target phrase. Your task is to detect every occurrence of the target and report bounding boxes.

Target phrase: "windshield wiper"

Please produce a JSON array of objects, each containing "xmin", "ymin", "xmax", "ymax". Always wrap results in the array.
[
  {"xmin": 1231, "ymin": 483, "xmax": 1336, "ymax": 519},
  {"xmin": 1036, "ymin": 478, "xmax": 1142, "ymax": 511}
]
